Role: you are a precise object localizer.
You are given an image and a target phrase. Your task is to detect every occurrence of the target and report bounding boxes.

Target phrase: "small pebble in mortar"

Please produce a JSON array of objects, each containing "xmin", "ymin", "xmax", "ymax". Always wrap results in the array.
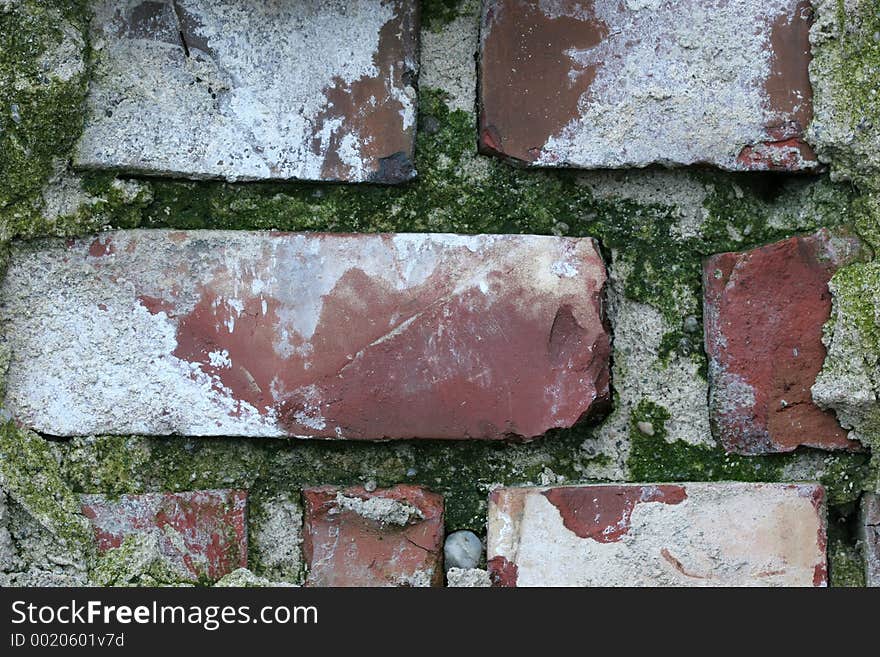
[{"xmin": 444, "ymin": 530, "xmax": 482, "ymax": 570}]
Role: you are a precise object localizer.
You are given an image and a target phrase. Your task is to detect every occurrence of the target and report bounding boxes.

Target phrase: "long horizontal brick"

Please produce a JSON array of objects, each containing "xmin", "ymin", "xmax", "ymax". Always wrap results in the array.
[
  {"xmin": 487, "ymin": 483, "xmax": 827, "ymax": 587},
  {"xmin": 0, "ymin": 230, "xmax": 610, "ymax": 439},
  {"xmin": 74, "ymin": 0, "xmax": 418, "ymax": 183},
  {"xmin": 303, "ymin": 485, "xmax": 444, "ymax": 587},
  {"xmin": 81, "ymin": 490, "xmax": 247, "ymax": 583},
  {"xmin": 479, "ymin": 0, "xmax": 817, "ymax": 171},
  {"xmin": 703, "ymin": 230, "xmax": 862, "ymax": 454}
]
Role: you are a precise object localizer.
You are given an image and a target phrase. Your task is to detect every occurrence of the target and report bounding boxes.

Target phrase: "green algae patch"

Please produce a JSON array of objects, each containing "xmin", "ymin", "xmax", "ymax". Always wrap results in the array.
[
  {"xmin": 421, "ymin": 0, "xmax": 474, "ymax": 31},
  {"xmin": 0, "ymin": 421, "xmax": 93, "ymax": 555},
  {"xmin": 58, "ymin": 424, "xmax": 607, "ymax": 539},
  {"xmin": 627, "ymin": 400, "xmax": 786, "ymax": 482},
  {"xmin": 808, "ymin": 0, "xmax": 880, "ymax": 186},
  {"xmin": 813, "ymin": 261, "xmax": 880, "ymax": 492},
  {"xmin": 0, "ymin": 1, "xmax": 91, "ymax": 236},
  {"xmin": 627, "ymin": 399, "xmax": 871, "ymax": 504}
]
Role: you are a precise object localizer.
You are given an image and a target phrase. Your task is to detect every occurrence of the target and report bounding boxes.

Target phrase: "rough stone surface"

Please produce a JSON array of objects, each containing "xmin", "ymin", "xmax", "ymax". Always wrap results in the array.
[
  {"xmin": 420, "ymin": 7, "xmax": 479, "ymax": 114},
  {"xmin": 250, "ymin": 493, "xmax": 302, "ymax": 583},
  {"xmin": 479, "ymin": 0, "xmax": 818, "ymax": 171},
  {"xmin": 812, "ymin": 262, "xmax": 880, "ymax": 457},
  {"xmin": 74, "ymin": 0, "xmax": 419, "ymax": 183},
  {"xmin": 862, "ymin": 494, "xmax": 880, "ymax": 587},
  {"xmin": 302, "ymin": 484, "xmax": 444, "ymax": 587},
  {"xmin": 214, "ymin": 567, "xmax": 297, "ymax": 587},
  {"xmin": 808, "ymin": 0, "xmax": 880, "ymax": 183},
  {"xmin": 704, "ymin": 229, "xmax": 863, "ymax": 454},
  {"xmin": 446, "ymin": 567, "xmax": 491, "ymax": 587},
  {"xmin": 0, "ymin": 492, "xmax": 89, "ymax": 587},
  {"xmin": 1, "ymin": 230, "xmax": 610, "ymax": 440},
  {"xmin": 600, "ymin": 255, "xmax": 712, "ymax": 451},
  {"xmin": 0, "ymin": 490, "xmax": 15, "ymax": 571},
  {"xmin": 487, "ymin": 482, "xmax": 828, "ymax": 587},
  {"xmin": 444, "ymin": 529, "xmax": 482, "ymax": 570},
  {"xmin": 81, "ymin": 489, "xmax": 247, "ymax": 583}
]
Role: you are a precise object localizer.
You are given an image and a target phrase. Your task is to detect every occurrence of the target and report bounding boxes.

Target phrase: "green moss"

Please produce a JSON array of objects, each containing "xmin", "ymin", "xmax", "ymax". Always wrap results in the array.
[
  {"xmin": 628, "ymin": 400, "xmax": 787, "ymax": 481},
  {"xmin": 827, "ymin": 517, "xmax": 867, "ymax": 587},
  {"xmin": 817, "ymin": 452, "xmax": 872, "ymax": 507},
  {"xmin": 0, "ymin": 421, "xmax": 93, "ymax": 554},
  {"xmin": 810, "ymin": 0, "xmax": 880, "ymax": 186},
  {"xmin": 420, "ymin": 0, "xmax": 473, "ymax": 31},
  {"xmin": 817, "ymin": 262, "xmax": 880, "ymax": 486},
  {"xmin": 0, "ymin": 1, "xmax": 92, "ymax": 237},
  {"xmin": 61, "ymin": 435, "xmax": 152, "ymax": 497},
  {"xmin": 58, "ymin": 422, "xmax": 612, "ymax": 538},
  {"xmin": 627, "ymin": 400, "xmax": 871, "ymax": 508},
  {"xmin": 832, "ymin": 262, "xmax": 880, "ymax": 366}
]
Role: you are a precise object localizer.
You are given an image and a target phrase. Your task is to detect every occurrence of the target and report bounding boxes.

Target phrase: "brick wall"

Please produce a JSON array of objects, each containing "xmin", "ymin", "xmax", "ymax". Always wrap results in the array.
[{"xmin": 0, "ymin": 0, "xmax": 878, "ymax": 587}]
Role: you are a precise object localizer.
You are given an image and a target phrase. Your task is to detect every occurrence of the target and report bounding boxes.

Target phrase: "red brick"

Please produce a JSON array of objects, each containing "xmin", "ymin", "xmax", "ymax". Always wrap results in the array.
[
  {"xmin": 303, "ymin": 485, "xmax": 444, "ymax": 587},
  {"xmin": 479, "ymin": 0, "xmax": 817, "ymax": 172},
  {"xmin": 488, "ymin": 483, "xmax": 827, "ymax": 586},
  {"xmin": 1, "ymin": 231, "xmax": 610, "ymax": 440},
  {"xmin": 81, "ymin": 490, "xmax": 247, "ymax": 582},
  {"xmin": 703, "ymin": 230, "xmax": 862, "ymax": 454}
]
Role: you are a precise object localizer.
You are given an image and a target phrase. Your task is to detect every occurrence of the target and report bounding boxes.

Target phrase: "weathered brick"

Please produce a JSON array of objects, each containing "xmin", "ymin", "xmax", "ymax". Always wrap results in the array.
[
  {"xmin": 81, "ymin": 490, "xmax": 247, "ymax": 583},
  {"xmin": 74, "ymin": 0, "xmax": 418, "ymax": 183},
  {"xmin": 1, "ymin": 230, "xmax": 610, "ymax": 440},
  {"xmin": 703, "ymin": 230, "xmax": 862, "ymax": 454},
  {"xmin": 479, "ymin": 0, "xmax": 817, "ymax": 171},
  {"xmin": 302, "ymin": 485, "xmax": 444, "ymax": 587},
  {"xmin": 861, "ymin": 494, "xmax": 880, "ymax": 587},
  {"xmin": 487, "ymin": 483, "xmax": 827, "ymax": 587}
]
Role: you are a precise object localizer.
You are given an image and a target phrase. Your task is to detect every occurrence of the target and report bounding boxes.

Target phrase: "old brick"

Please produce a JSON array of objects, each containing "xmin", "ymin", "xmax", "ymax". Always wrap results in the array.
[
  {"xmin": 81, "ymin": 490, "xmax": 247, "ymax": 583},
  {"xmin": 487, "ymin": 482, "xmax": 827, "ymax": 586},
  {"xmin": 479, "ymin": 0, "xmax": 817, "ymax": 171},
  {"xmin": 302, "ymin": 485, "xmax": 444, "ymax": 587},
  {"xmin": 861, "ymin": 494, "xmax": 880, "ymax": 587},
  {"xmin": 75, "ymin": 0, "xmax": 418, "ymax": 183},
  {"xmin": 1, "ymin": 230, "xmax": 610, "ymax": 440},
  {"xmin": 703, "ymin": 230, "xmax": 862, "ymax": 454}
]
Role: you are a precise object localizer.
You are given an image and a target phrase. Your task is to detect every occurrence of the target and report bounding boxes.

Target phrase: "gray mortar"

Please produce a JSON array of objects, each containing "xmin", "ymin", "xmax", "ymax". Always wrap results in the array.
[
  {"xmin": 812, "ymin": 267, "xmax": 880, "ymax": 454},
  {"xmin": 333, "ymin": 492, "xmax": 424, "ymax": 526},
  {"xmin": 593, "ymin": 253, "xmax": 714, "ymax": 478},
  {"xmin": 446, "ymin": 567, "xmax": 491, "ymax": 587},
  {"xmin": 214, "ymin": 567, "xmax": 297, "ymax": 587},
  {"xmin": 90, "ymin": 532, "xmax": 194, "ymax": 586},
  {"xmin": 576, "ymin": 169, "xmax": 711, "ymax": 240},
  {"xmin": 419, "ymin": 3, "xmax": 479, "ymax": 114},
  {"xmin": 808, "ymin": 0, "xmax": 880, "ymax": 181},
  {"xmin": 0, "ymin": 495, "xmax": 88, "ymax": 586},
  {"xmin": 0, "ymin": 490, "xmax": 15, "ymax": 571},
  {"xmin": 250, "ymin": 493, "xmax": 303, "ymax": 583}
]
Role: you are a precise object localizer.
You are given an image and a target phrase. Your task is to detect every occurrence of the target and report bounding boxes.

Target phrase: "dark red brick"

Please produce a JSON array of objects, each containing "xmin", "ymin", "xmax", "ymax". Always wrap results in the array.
[
  {"xmin": 703, "ymin": 230, "xmax": 862, "ymax": 454},
  {"xmin": 302, "ymin": 485, "xmax": 444, "ymax": 587}
]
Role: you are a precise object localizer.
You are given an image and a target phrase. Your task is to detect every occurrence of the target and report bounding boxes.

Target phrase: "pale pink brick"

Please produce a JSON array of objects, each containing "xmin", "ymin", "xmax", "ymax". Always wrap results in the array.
[{"xmin": 487, "ymin": 482, "xmax": 827, "ymax": 587}]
